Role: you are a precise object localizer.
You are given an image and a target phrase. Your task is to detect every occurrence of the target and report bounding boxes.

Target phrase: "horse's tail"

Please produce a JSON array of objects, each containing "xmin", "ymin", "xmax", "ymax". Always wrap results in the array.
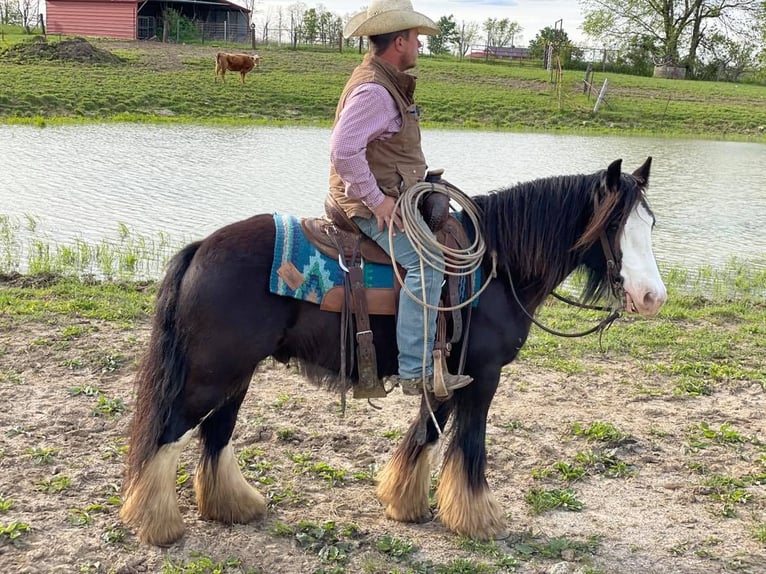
[{"xmin": 124, "ymin": 241, "xmax": 201, "ymax": 493}]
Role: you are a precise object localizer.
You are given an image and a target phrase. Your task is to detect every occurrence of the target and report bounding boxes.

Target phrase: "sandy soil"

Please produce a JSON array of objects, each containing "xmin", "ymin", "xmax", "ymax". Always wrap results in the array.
[{"xmin": 0, "ymin": 308, "xmax": 764, "ymax": 574}]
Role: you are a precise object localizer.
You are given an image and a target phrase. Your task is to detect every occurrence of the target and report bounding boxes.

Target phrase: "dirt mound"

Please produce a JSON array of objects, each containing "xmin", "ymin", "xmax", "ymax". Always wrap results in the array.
[{"xmin": 0, "ymin": 36, "xmax": 123, "ymax": 64}]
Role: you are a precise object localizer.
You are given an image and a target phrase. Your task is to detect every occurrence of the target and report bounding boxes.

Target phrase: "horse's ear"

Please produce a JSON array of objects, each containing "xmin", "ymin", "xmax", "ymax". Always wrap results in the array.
[
  {"xmin": 632, "ymin": 156, "xmax": 652, "ymax": 185},
  {"xmin": 605, "ymin": 159, "xmax": 622, "ymax": 191}
]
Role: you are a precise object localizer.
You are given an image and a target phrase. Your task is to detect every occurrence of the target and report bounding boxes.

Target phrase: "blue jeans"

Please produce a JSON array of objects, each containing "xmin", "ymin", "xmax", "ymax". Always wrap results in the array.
[{"xmin": 354, "ymin": 214, "xmax": 444, "ymax": 379}]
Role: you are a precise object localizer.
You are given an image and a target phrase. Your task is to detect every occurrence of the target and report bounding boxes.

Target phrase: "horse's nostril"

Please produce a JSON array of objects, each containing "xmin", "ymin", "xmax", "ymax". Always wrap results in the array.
[{"xmin": 643, "ymin": 292, "xmax": 655, "ymax": 307}]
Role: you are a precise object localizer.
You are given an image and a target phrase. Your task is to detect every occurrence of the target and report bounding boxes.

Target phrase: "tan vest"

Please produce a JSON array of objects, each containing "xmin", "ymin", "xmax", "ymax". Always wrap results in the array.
[{"xmin": 328, "ymin": 53, "xmax": 427, "ymax": 220}]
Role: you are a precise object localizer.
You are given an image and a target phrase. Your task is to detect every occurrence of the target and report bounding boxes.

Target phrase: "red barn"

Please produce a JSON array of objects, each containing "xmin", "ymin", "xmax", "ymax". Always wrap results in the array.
[{"xmin": 45, "ymin": 0, "xmax": 251, "ymax": 41}]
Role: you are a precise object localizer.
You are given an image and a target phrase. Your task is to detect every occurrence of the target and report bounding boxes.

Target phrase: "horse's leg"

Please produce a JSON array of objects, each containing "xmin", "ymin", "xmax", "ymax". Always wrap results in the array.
[
  {"xmin": 120, "ymin": 423, "xmax": 195, "ymax": 546},
  {"xmin": 377, "ymin": 399, "xmax": 453, "ymax": 523},
  {"xmin": 120, "ymin": 243, "xmax": 202, "ymax": 546},
  {"xmin": 122, "ymin": 224, "xmax": 285, "ymax": 546},
  {"xmin": 436, "ymin": 368, "xmax": 505, "ymax": 539},
  {"xmin": 194, "ymin": 384, "xmax": 266, "ymax": 523}
]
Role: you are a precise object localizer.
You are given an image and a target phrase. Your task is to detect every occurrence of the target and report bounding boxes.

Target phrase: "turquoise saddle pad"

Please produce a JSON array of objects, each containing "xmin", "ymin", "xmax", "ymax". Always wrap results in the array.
[
  {"xmin": 269, "ymin": 213, "xmax": 394, "ymax": 304},
  {"xmin": 269, "ymin": 213, "xmax": 480, "ymax": 306}
]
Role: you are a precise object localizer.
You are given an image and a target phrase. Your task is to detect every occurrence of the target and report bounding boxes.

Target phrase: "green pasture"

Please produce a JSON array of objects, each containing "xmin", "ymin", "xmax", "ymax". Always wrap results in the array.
[{"xmin": 0, "ymin": 33, "xmax": 765, "ymax": 140}]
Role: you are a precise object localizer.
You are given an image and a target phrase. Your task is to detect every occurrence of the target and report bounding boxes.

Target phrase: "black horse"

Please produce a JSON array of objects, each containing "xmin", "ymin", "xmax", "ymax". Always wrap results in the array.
[{"xmin": 121, "ymin": 158, "xmax": 666, "ymax": 545}]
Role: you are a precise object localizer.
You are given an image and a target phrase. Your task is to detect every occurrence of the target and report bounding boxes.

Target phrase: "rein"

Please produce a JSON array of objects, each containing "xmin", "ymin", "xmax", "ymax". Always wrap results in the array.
[{"xmin": 506, "ymin": 230, "xmax": 624, "ymax": 339}]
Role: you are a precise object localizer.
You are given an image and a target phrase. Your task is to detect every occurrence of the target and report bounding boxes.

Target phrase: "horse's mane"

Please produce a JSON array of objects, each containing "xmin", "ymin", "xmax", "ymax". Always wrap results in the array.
[{"xmin": 471, "ymin": 170, "xmax": 644, "ymax": 303}]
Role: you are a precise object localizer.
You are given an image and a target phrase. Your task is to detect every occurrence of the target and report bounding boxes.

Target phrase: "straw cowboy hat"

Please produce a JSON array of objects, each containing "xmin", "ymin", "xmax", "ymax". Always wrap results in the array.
[{"xmin": 343, "ymin": 0, "xmax": 440, "ymax": 39}]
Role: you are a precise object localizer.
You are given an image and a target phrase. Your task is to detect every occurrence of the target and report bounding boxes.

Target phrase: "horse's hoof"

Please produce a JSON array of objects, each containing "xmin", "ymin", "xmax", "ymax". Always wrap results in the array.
[{"xmin": 413, "ymin": 509, "xmax": 434, "ymax": 524}]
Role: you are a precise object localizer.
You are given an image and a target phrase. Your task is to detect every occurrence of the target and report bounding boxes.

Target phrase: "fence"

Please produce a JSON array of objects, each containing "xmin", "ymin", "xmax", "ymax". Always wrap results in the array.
[{"xmin": 137, "ymin": 17, "xmax": 251, "ymax": 43}]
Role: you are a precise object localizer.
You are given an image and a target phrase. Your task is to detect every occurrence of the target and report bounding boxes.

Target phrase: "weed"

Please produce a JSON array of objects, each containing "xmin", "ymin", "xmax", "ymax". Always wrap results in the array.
[
  {"xmin": 508, "ymin": 532, "xmax": 601, "ymax": 561},
  {"xmin": 525, "ymin": 487, "xmax": 583, "ymax": 514},
  {"xmin": 61, "ymin": 324, "xmax": 86, "ymax": 339},
  {"xmin": 553, "ymin": 461, "xmax": 587, "ymax": 481},
  {"xmin": 382, "ymin": 429, "xmax": 403, "ymax": 441},
  {"xmin": 674, "ymin": 377, "xmax": 713, "ymax": 396},
  {"xmin": 6, "ymin": 426, "xmax": 30, "ymax": 438},
  {"xmin": 101, "ymin": 439, "xmax": 128, "ymax": 460},
  {"xmin": 697, "ymin": 422, "xmax": 748, "ymax": 444},
  {"xmin": 288, "ymin": 452, "xmax": 347, "ymax": 486},
  {"xmin": 753, "ymin": 523, "xmax": 766, "ymax": 543},
  {"xmin": 0, "ymin": 497, "xmax": 13, "ymax": 512},
  {"xmin": 0, "ymin": 369, "xmax": 23, "ymax": 384},
  {"xmin": 292, "ymin": 521, "xmax": 356, "ymax": 567},
  {"xmin": 269, "ymin": 520, "xmax": 295, "ymax": 537},
  {"xmin": 271, "ymin": 394, "xmax": 292, "ymax": 409},
  {"xmin": 374, "ymin": 535, "xmax": 417, "ymax": 560},
  {"xmin": 500, "ymin": 420, "xmax": 524, "ymax": 431},
  {"xmin": 177, "ymin": 464, "xmax": 190, "ymax": 487},
  {"xmin": 27, "ymin": 446, "xmax": 58, "ymax": 464},
  {"xmin": 162, "ymin": 553, "xmax": 242, "ymax": 573},
  {"xmin": 432, "ymin": 558, "xmax": 496, "ymax": 573},
  {"xmin": 701, "ymin": 474, "xmax": 753, "ymax": 517},
  {"xmin": 62, "ymin": 358, "xmax": 84, "ymax": 369},
  {"xmin": 572, "ymin": 421, "xmax": 626, "ymax": 444},
  {"xmin": 67, "ymin": 384, "xmax": 102, "ymax": 397},
  {"xmin": 0, "ymin": 520, "xmax": 30, "ymax": 543},
  {"xmin": 97, "ymin": 352, "xmax": 124, "ymax": 373},
  {"xmin": 277, "ymin": 428, "xmax": 298, "ymax": 441},
  {"xmin": 92, "ymin": 395, "xmax": 125, "ymax": 417},
  {"xmin": 101, "ymin": 524, "xmax": 128, "ymax": 545},
  {"xmin": 36, "ymin": 475, "xmax": 72, "ymax": 493},
  {"xmin": 268, "ymin": 485, "xmax": 304, "ymax": 507},
  {"xmin": 68, "ymin": 505, "xmax": 105, "ymax": 527}
]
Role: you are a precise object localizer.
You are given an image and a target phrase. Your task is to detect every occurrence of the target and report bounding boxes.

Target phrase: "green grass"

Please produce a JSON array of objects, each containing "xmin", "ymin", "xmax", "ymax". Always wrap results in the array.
[
  {"xmin": 1, "ymin": 35, "xmax": 765, "ymax": 140},
  {"xmin": 0, "ymin": 214, "xmax": 181, "ymax": 279},
  {"xmin": 525, "ymin": 487, "xmax": 584, "ymax": 514}
]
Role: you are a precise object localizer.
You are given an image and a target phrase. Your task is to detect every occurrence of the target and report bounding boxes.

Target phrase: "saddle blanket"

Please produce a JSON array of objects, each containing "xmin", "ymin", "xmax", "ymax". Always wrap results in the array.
[{"xmin": 270, "ymin": 213, "xmax": 394, "ymax": 303}]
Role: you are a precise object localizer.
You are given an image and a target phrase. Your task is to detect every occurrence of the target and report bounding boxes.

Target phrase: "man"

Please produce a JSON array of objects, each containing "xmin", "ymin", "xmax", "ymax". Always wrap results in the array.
[{"xmin": 327, "ymin": 0, "xmax": 473, "ymax": 397}]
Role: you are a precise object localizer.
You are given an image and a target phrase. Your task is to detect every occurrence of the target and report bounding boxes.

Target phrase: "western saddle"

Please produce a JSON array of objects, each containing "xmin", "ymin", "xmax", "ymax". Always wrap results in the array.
[{"xmin": 301, "ymin": 180, "xmax": 473, "ymax": 399}]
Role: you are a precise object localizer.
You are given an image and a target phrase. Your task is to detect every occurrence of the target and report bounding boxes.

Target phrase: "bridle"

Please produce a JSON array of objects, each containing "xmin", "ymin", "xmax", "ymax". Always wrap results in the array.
[{"xmin": 506, "ymin": 226, "xmax": 626, "ymax": 340}]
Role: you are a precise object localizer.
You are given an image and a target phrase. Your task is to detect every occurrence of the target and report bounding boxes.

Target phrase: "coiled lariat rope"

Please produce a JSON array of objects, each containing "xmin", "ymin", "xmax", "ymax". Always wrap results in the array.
[
  {"xmin": 387, "ymin": 180, "xmax": 497, "ymax": 436},
  {"xmin": 390, "ymin": 181, "xmax": 496, "ymax": 312}
]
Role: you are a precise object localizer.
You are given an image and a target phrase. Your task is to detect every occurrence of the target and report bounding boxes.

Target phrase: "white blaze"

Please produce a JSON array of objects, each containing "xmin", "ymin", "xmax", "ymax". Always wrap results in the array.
[{"xmin": 619, "ymin": 202, "xmax": 667, "ymax": 316}]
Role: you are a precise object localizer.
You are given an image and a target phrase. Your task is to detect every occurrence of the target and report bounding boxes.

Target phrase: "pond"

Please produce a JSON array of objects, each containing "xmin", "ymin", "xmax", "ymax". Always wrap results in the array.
[{"xmin": 2, "ymin": 124, "xmax": 765, "ymax": 274}]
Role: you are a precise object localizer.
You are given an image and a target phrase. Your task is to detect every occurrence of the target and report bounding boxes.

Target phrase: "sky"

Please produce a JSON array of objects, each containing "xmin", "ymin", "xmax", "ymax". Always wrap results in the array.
[{"xmin": 259, "ymin": 0, "xmax": 588, "ymax": 46}]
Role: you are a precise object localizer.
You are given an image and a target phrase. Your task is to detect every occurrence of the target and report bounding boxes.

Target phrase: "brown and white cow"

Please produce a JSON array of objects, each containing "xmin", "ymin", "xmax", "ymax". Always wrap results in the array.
[{"xmin": 214, "ymin": 52, "xmax": 260, "ymax": 84}]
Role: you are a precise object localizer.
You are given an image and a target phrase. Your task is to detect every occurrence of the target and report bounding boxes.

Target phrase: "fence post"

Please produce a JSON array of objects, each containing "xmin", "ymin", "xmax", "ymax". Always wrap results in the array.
[
  {"xmin": 583, "ymin": 62, "xmax": 592, "ymax": 93},
  {"xmin": 593, "ymin": 78, "xmax": 609, "ymax": 113},
  {"xmin": 224, "ymin": 21, "xmax": 227, "ymax": 43}
]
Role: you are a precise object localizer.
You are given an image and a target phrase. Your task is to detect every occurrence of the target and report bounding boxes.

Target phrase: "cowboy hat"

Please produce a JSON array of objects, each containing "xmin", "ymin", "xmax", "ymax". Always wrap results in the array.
[{"xmin": 343, "ymin": 0, "xmax": 439, "ymax": 39}]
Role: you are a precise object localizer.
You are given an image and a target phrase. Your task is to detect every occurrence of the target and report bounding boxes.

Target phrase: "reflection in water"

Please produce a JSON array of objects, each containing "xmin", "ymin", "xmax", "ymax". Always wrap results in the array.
[{"xmin": 1, "ymin": 124, "xmax": 765, "ymax": 271}]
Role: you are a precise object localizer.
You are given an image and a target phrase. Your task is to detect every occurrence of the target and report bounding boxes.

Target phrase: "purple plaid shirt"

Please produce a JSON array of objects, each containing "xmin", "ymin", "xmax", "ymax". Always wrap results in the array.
[{"xmin": 330, "ymin": 83, "xmax": 402, "ymax": 211}]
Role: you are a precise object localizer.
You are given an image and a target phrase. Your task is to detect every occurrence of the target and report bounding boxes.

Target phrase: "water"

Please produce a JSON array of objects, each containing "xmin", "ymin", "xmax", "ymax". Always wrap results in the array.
[{"xmin": 2, "ymin": 124, "xmax": 765, "ymax": 271}]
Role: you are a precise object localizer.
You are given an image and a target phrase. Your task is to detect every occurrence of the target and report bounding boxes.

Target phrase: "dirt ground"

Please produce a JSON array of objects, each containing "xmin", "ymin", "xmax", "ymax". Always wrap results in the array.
[{"xmin": 0, "ymin": 309, "xmax": 764, "ymax": 574}]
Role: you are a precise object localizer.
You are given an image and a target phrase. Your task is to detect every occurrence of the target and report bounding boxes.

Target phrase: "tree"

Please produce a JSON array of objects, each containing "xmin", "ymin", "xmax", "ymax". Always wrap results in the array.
[
  {"xmin": 17, "ymin": 0, "xmax": 38, "ymax": 33},
  {"xmin": 613, "ymin": 34, "xmax": 658, "ymax": 75},
  {"xmin": 528, "ymin": 26, "xmax": 580, "ymax": 65},
  {"xmin": 1, "ymin": 0, "xmax": 19, "ymax": 25},
  {"xmin": 454, "ymin": 20, "xmax": 480, "ymax": 59},
  {"xmin": 303, "ymin": 7, "xmax": 318, "ymax": 44},
  {"xmin": 287, "ymin": 2, "xmax": 306, "ymax": 48},
  {"xmin": 580, "ymin": 0, "xmax": 765, "ymax": 76},
  {"xmin": 427, "ymin": 14, "xmax": 457, "ymax": 55},
  {"xmin": 483, "ymin": 17, "xmax": 523, "ymax": 51},
  {"xmin": 696, "ymin": 31, "xmax": 759, "ymax": 80}
]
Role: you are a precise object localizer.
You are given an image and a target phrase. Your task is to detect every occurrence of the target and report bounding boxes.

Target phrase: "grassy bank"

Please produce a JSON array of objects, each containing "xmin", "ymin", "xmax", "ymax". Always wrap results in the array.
[{"xmin": 1, "ymin": 35, "xmax": 765, "ymax": 140}]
